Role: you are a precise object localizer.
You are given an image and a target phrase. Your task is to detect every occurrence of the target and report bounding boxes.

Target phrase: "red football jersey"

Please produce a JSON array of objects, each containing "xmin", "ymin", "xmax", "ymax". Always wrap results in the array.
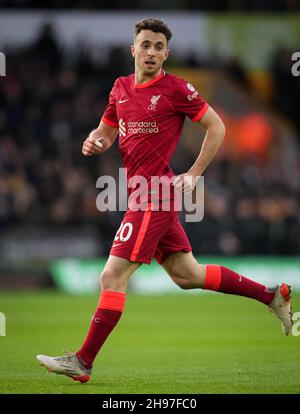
[{"xmin": 102, "ymin": 71, "xmax": 209, "ymax": 205}]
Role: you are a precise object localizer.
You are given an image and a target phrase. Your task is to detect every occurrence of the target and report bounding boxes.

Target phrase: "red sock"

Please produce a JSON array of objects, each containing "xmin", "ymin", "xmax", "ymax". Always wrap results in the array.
[
  {"xmin": 76, "ymin": 290, "xmax": 126, "ymax": 369},
  {"xmin": 203, "ymin": 265, "xmax": 275, "ymax": 305}
]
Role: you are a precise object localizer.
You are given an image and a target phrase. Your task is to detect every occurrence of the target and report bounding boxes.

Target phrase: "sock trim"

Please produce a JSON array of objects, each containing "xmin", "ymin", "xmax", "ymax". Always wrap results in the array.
[
  {"xmin": 204, "ymin": 264, "xmax": 221, "ymax": 291},
  {"xmin": 97, "ymin": 290, "xmax": 126, "ymax": 312}
]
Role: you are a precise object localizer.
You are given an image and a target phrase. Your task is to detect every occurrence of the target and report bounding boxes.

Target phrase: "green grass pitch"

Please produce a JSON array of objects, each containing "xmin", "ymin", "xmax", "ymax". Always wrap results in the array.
[{"xmin": 0, "ymin": 290, "xmax": 300, "ymax": 394}]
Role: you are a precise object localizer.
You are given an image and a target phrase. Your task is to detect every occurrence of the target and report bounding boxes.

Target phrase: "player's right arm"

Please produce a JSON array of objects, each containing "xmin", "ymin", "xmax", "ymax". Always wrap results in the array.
[
  {"xmin": 82, "ymin": 120, "xmax": 118, "ymax": 156},
  {"xmin": 82, "ymin": 78, "xmax": 120, "ymax": 157}
]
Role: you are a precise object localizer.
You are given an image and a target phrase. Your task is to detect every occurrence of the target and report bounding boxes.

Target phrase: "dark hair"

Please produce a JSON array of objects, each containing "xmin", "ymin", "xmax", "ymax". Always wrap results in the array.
[{"xmin": 134, "ymin": 18, "xmax": 172, "ymax": 43}]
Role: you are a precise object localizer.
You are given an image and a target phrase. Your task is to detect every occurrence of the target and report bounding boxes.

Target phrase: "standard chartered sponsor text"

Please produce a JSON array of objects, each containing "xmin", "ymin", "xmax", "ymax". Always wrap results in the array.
[{"xmin": 127, "ymin": 121, "xmax": 159, "ymax": 134}]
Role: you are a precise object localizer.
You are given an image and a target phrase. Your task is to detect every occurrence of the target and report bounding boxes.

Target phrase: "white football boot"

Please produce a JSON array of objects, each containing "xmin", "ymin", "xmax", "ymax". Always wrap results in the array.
[
  {"xmin": 268, "ymin": 283, "xmax": 293, "ymax": 336},
  {"xmin": 36, "ymin": 352, "xmax": 92, "ymax": 383}
]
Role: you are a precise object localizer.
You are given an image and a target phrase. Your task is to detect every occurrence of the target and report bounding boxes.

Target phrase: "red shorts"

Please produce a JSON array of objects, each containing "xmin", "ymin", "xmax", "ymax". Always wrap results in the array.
[{"xmin": 109, "ymin": 206, "xmax": 192, "ymax": 265}]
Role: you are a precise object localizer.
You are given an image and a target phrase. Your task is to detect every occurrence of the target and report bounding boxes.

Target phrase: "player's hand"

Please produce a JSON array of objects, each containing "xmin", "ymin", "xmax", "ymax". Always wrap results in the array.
[
  {"xmin": 82, "ymin": 136, "xmax": 104, "ymax": 156},
  {"xmin": 172, "ymin": 173, "xmax": 199, "ymax": 193}
]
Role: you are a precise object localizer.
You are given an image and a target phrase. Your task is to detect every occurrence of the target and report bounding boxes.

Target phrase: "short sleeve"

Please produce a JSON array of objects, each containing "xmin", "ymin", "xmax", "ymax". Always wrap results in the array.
[
  {"xmin": 101, "ymin": 80, "xmax": 119, "ymax": 128},
  {"xmin": 174, "ymin": 78, "xmax": 209, "ymax": 122}
]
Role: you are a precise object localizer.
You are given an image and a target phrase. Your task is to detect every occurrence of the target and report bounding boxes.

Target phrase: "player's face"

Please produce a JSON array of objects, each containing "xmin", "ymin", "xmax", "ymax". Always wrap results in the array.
[{"xmin": 131, "ymin": 30, "xmax": 169, "ymax": 76}]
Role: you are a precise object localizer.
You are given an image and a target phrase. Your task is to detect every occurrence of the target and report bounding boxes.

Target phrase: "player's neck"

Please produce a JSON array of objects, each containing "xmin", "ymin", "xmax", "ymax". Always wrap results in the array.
[{"xmin": 135, "ymin": 69, "xmax": 162, "ymax": 85}]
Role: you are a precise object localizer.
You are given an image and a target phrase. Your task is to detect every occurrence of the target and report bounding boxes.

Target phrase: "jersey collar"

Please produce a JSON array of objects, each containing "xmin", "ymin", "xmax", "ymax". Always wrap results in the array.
[{"xmin": 134, "ymin": 70, "xmax": 165, "ymax": 88}]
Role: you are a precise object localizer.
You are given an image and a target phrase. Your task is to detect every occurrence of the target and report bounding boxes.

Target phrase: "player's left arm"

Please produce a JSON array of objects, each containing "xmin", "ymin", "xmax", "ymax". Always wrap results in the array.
[{"xmin": 173, "ymin": 106, "xmax": 225, "ymax": 193}]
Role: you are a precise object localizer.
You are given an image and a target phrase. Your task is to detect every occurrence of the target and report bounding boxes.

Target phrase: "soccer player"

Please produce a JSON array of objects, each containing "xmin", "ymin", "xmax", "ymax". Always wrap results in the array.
[{"xmin": 37, "ymin": 18, "xmax": 293, "ymax": 383}]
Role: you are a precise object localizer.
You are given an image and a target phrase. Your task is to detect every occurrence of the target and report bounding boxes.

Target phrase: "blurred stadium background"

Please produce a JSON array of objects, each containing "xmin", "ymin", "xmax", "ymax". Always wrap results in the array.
[
  {"xmin": 1, "ymin": 0, "xmax": 300, "ymax": 396},
  {"xmin": 0, "ymin": 1, "xmax": 299, "ymax": 294}
]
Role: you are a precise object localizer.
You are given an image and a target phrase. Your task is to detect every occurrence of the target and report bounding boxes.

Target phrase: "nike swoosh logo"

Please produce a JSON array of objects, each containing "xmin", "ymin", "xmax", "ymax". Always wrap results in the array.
[
  {"xmin": 118, "ymin": 99, "xmax": 129, "ymax": 104},
  {"xmin": 112, "ymin": 243, "xmax": 123, "ymax": 248}
]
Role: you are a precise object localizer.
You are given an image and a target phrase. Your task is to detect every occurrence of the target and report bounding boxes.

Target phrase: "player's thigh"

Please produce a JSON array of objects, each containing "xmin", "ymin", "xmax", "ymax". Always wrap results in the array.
[{"xmin": 161, "ymin": 251, "xmax": 206, "ymax": 286}]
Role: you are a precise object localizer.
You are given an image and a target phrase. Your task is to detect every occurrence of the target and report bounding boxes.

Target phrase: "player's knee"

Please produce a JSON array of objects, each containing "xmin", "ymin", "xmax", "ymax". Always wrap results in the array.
[
  {"xmin": 100, "ymin": 268, "xmax": 124, "ymax": 291},
  {"xmin": 99, "ymin": 269, "xmax": 110, "ymax": 289}
]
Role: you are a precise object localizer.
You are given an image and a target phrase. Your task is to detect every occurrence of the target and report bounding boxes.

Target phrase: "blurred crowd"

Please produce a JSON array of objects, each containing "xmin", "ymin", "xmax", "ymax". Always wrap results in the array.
[
  {"xmin": 0, "ymin": 0, "xmax": 300, "ymax": 12},
  {"xmin": 0, "ymin": 24, "xmax": 299, "ymax": 256}
]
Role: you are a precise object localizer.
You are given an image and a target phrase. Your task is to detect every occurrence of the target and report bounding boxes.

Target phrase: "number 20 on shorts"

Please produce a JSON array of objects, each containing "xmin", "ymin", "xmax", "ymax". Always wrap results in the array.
[{"xmin": 114, "ymin": 222, "xmax": 133, "ymax": 242}]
